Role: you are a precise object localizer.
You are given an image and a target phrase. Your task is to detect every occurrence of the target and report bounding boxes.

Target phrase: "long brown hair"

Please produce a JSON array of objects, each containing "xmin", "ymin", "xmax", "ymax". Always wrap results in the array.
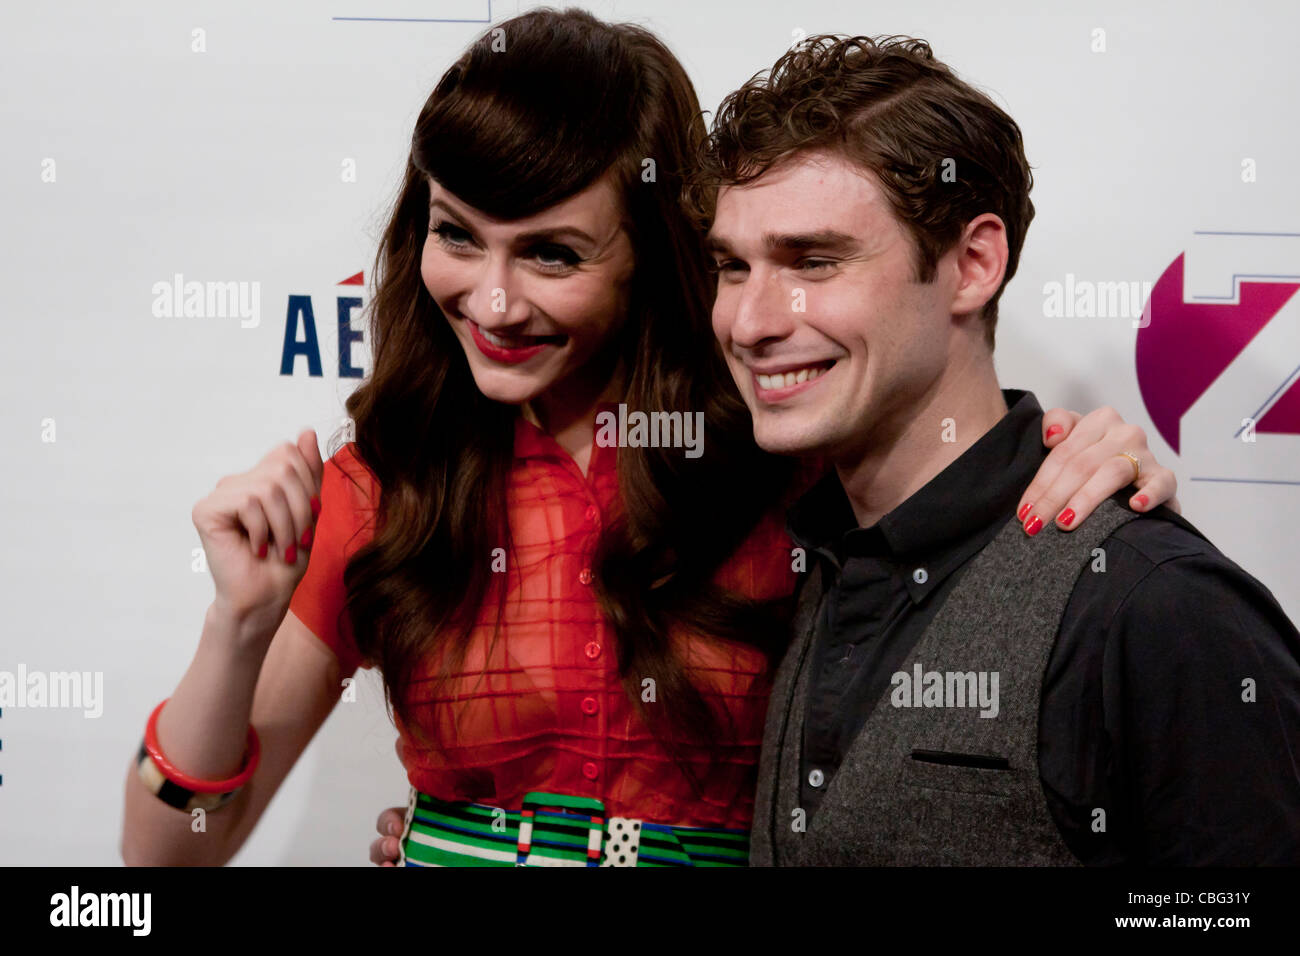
[{"xmin": 330, "ymin": 7, "xmax": 796, "ymax": 786}]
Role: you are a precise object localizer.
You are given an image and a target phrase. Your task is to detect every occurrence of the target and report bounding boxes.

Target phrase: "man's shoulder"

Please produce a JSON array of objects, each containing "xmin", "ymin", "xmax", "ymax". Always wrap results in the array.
[
  {"xmin": 1050, "ymin": 500, "xmax": 1300, "ymax": 866},
  {"xmin": 1098, "ymin": 497, "xmax": 1222, "ymax": 572},
  {"xmin": 1069, "ymin": 493, "xmax": 1296, "ymax": 641}
]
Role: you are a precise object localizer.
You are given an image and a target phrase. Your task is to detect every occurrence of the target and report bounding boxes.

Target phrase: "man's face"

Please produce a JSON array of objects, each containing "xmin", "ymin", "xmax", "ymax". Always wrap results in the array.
[{"xmin": 708, "ymin": 149, "xmax": 961, "ymax": 462}]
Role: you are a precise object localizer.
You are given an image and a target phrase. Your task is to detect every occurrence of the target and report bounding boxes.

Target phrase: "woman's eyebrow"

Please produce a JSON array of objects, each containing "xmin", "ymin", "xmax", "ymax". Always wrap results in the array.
[
  {"xmin": 512, "ymin": 226, "xmax": 597, "ymax": 246},
  {"xmin": 428, "ymin": 198, "xmax": 471, "ymax": 224},
  {"xmin": 428, "ymin": 199, "xmax": 596, "ymax": 247}
]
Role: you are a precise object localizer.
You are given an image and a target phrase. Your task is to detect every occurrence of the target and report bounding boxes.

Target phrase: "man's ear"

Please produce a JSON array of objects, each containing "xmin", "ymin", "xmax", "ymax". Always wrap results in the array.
[{"xmin": 950, "ymin": 213, "xmax": 1009, "ymax": 317}]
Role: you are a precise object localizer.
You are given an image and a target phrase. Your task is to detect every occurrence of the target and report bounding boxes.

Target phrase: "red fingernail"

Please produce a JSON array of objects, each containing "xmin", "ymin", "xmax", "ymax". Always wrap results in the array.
[
  {"xmin": 285, "ymin": 544, "xmax": 297, "ymax": 564},
  {"xmin": 1135, "ymin": 494, "xmax": 1149, "ymax": 509},
  {"xmin": 1018, "ymin": 502, "xmax": 1032, "ymax": 522},
  {"xmin": 310, "ymin": 495, "xmax": 321, "ymax": 518},
  {"xmin": 1024, "ymin": 515, "xmax": 1043, "ymax": 536},
  {"xmin": 258, "ymin": 541, "xmax": 268, "ymax": 559},
  {"xmin": 1045, "ymin": 424, "xmax": 1063, "ymax": 439},
  {"xmin": 1057, "ymin": 507, "xmax": 1075, "ymax": 527},
  {"xmin": 300, "ymin": 526, "xmax": 313, "ymax": 549}
]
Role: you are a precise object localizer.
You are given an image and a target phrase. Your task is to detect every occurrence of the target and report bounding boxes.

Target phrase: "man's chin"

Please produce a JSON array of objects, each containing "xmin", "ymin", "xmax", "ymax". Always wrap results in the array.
[{"xmin": 751, "ymin": 421, "xmax": 829, "ymax": 458}]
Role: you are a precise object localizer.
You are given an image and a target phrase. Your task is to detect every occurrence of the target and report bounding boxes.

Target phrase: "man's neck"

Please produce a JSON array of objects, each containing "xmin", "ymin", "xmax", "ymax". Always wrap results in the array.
[{"xmin": 835, "ymin": 355, "xmax": 1007, "ymax": 528}]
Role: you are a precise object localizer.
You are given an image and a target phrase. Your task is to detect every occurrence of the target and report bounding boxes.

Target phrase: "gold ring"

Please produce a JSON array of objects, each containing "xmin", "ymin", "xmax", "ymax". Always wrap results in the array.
[{"xmin": 1119, "ymin": 451, "xmax": 1141, "ymax": 484}]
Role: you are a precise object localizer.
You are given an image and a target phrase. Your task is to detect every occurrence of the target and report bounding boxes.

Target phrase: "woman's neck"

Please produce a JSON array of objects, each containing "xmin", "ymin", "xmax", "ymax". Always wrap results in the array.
[{"xmin": 522, "ymin": 359, "xmax": 626, "ymax": 478}]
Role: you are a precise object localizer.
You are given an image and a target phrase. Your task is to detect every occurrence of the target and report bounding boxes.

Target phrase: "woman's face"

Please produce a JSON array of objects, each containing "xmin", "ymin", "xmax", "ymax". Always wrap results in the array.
[{"xmin": 421, "ymin": 172, "xmax": 636, "ymax": 409}]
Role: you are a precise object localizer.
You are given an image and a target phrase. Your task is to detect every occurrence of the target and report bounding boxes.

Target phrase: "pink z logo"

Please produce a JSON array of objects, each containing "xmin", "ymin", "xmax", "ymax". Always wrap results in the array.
[{"xmin": 1136, "ymin": 232, "xmax": 1300, "ymax": 458}]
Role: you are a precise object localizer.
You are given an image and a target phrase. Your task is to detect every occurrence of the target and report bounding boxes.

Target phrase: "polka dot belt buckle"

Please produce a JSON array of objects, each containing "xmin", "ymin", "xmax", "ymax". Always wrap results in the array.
[{"xmin": 601, "ymin": 818, "xmax": 643, "ymax": 867}]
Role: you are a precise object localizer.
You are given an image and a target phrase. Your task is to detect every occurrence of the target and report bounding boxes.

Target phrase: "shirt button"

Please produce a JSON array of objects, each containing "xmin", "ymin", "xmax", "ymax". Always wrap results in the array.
[
  {"xmin": 584, "ymin": 505, "xmax": 600, "ymax": 524},
  {"xmin": 808, "ymin": 768, "xmax": 825, "ymax": 788},
  {"xmin": 582, "ymin": 761, "xmax": 599, "ymax": 781},
  {"xmin": 912, "ymin": 567, "xmax": 928, "ymax": 585},
  {"xmin": 581, "ymin": 696, "xmax": 599, "ymax": 715},
  {"xmin": 584, "ymin": 641, "xmax": 601, "ymax": 660},
  {"xmin": 579, "ymin": 567, "xmax": 593, "ymax": 585}
]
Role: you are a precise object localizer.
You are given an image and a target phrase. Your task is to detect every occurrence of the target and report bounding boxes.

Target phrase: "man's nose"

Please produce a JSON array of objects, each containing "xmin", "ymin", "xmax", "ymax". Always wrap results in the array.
[{"xmin": 728, "ymin": 267, "xmax": 796, "ymax": 349}]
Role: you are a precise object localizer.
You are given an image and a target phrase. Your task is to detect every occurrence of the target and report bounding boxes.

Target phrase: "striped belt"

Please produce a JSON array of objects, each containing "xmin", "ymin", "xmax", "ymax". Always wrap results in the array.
[{"xmin": 397, "ymin": 788, "xmax": 750, "ymax": 867}]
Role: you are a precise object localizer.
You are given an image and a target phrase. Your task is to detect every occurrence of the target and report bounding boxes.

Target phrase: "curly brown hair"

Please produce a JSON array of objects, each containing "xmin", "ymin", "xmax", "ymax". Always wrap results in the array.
[{"xmin": 686, "ymin": 34, "xmax": 1035, "ymax": 349}]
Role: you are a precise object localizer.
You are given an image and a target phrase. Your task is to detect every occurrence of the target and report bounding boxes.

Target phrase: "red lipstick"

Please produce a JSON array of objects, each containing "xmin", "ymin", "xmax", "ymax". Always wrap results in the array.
[{"xmin": 468, "ymin": 321, "xmax": 554, "ymax": 364}]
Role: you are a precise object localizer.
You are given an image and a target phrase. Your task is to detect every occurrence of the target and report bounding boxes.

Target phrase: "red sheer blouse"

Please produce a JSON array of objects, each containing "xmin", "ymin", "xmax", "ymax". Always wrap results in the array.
[{"xmin": 289, "ymin": 403, "xmax": 823, "ymax": 829}]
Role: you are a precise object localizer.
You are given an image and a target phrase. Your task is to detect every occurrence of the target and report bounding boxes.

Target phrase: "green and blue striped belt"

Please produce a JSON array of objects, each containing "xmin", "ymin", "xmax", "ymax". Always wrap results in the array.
[{"xmin": 397, "ymin": 788, "xmax": 750, "ymax": 867}]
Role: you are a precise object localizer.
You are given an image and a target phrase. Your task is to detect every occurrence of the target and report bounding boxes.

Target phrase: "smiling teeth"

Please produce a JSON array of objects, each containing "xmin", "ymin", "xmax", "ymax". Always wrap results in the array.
[
  {"xmin": 756, "ymin": 366, "xmax": 829, "ymax": 390},
  {"xmin": 480, "ymin": 326, "xmax": 540, "ymax": 348}
]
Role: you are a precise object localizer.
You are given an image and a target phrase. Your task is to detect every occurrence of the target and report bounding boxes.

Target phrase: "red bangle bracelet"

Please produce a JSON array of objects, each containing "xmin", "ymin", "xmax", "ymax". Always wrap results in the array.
[{"xmin": 143, "ymin": 698, "xmax": 261, "ymax": 793}]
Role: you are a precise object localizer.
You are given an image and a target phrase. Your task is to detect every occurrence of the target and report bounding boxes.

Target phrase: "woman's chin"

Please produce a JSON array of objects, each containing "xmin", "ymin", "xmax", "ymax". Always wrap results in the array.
[{"xmin": 466, "ymin": 369, "xmax": 552, "ymax": 407}]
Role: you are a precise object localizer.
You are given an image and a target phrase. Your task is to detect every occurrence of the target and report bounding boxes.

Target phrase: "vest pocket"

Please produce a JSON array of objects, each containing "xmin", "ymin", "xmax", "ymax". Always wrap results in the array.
[{"xmin": 899, "ymin": 748, "xmax": 1018, "ymax": 797}]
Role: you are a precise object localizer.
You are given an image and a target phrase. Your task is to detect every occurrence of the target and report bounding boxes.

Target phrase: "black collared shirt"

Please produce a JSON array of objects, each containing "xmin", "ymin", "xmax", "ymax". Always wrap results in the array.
[{"xmin": 788, "ymin": 388, "xmax": 1300, "ymax": 864}]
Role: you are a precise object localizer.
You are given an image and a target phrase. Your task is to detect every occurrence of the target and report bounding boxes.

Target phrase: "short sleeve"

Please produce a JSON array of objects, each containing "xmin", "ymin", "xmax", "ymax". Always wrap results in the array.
[
  {"xmin": 713, "ymin": 504, "xmax": 799, "ymax": 602},
  {"xmin": 710, "ymin": 457, "xmax": 827, "ymax": 602},
  {"xmin": 785, "ymin": 455, "xmax": 829, "ymax": 506},
  {"xmin": 289, "ymin": 443, "xmax": 378, "ymax": 677}
]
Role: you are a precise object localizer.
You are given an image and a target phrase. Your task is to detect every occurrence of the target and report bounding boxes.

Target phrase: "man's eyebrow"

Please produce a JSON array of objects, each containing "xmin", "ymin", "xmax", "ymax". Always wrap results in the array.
[
  {"xmin": 428, "ymin": 199, "xmax": 596, "ymax": 246},
  {"xmin": 704, "ymin": 230, "xmax": 860, "ymax": 255},
  {"xmin": 764, "ymin": 230, "xmax": 859, "ymax": 252}
]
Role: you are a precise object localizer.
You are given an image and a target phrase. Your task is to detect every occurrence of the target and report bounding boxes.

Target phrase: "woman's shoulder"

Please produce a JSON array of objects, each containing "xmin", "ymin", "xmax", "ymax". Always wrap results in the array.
[
  {"xmin": 710, "ymin": 456, "xmax": 828, "ymax": 600},
  {"xmin": 786, "ymin": 455, "xmax": 830, "ymax": 505},
  {"xmin": 330, "ymin": 440, "xmax": 371, "ymax": 478},
  {"xmin": 290, "ymin": 441, "xmax": 379, "ymax": 675},
  {"xmin": 313, "ymin": 441, "xmax": 381, "ymax": 548},
  {"xmin": 327, "ymin": 441, "xmax": 380, "ymax": 504},
  {"xmin": 713, "ymin": 504, "xmax": 796, "ymax": 601}
]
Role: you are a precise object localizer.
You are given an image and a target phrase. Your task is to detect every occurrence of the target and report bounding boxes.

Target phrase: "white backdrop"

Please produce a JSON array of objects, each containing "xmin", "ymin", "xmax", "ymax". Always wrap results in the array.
[{"xmin": 2, "ymin": 0, "xmax": 1296, "ymax": 865}]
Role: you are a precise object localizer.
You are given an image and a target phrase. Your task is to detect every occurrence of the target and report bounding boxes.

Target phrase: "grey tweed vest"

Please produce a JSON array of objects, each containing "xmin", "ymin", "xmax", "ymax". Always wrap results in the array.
[{"xmin": 751, "ymin": 497, "xmax": 1139, "ymax": 866}]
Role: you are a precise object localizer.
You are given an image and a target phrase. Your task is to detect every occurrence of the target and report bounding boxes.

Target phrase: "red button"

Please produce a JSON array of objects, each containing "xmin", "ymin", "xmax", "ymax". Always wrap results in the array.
[
  {"xmin": 579, "ymin": 567, "xmax": 593, "ymax": 585},
  {"xmin": 584, "ymin": 505, "xmax": 599, "ymax": 524},
  {"xmin": 582, "ymin": 761, "xmax": 599, "ymax": 780},
  {"xmin": 584, "ymin": 641, "xmax": 601, "ymax": 660},
  {"xmin": 581, "ymin": 696, "xmax": 599, "ymax": 715}
]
